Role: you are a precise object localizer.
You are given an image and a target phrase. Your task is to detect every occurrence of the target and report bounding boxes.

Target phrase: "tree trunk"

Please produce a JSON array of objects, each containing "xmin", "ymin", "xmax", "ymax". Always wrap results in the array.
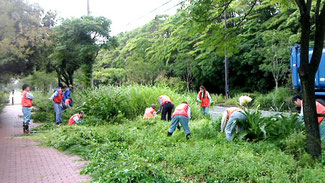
[
  {"xmin": 301, "ymin": 74, "xmax": 322, "ymax": 157},
  {"xmin": 295, "ymin": 0, "xmax": 323, "ymax": 158},
  {"xmin": 275, "ymin": 79, "xmax": 278, "ymax": 90},
  {"xmin": 68, "ymin": 72, "xmax": 74, "ymax": 88},
  {"xmin": 57, "ymin": 72, "xmax": 61, "ymax": 86}
]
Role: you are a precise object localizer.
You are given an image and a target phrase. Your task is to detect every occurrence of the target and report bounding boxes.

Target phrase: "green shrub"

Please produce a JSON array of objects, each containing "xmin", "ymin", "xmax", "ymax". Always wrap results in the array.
[
  {"xmin": 210, "ymin": 93, "xmax": 225, "ymax": 104},
  {"xmin": 32, "ymin": 92, "xmax": 53, "ymax": 113},
  {"xmin": 237, "ymin": 109, "xmax": 302, "ymax": 141},
  {"xmin": 253, "ymin": 87, "xmax": 296, "ymax": 112},
  {"xmin": 155, "ymin": 76, "xmax": 187, "ymax": 92},
  {"xmin": 0, "ymin": 91, "xmax": 9, "ymax": 104},
  {"xmin": 32, "ymin": 92, "xmax": 80, "ymax": 123},
  {"xmin": 0, "ymin": 91, "xmax": 9, "ymax": 112},
  {"xmin": 76, "ymin": 85, "xmax": 204, "ymax": 123},
  {"xmin": 32, "ymin": 111, "xmax": 54, "ymax": 123}
]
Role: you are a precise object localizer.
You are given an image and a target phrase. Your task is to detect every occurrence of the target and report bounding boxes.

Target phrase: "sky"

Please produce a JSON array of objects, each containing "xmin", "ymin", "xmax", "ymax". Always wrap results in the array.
[{"xmin": 27, "ymin": 0, "xmax": 181, "ymax": 35}]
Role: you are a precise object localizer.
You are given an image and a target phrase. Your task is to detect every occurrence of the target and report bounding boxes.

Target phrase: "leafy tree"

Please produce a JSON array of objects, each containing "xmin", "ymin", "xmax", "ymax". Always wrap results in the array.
[
  {"xmin": 93, "ymin": 68, "xmax": 126, "ymax": 85},
  {"xmin": 259, "ymin": 30, "xmax": 292, "ymax": 90},
  {"xmin": 50, "ymin": 16, "xmax": 113, "ymax": 87},
  {"xmin": 20, "ymin": 71, "xmax": 57, "ymax": 92},
  {"xmin": 0, "ymin": 0, "xmax": 55, "ymax": 81},
  {"xmin": 94, "ymin": 0, "xmax": 300, "ymax": 95}
]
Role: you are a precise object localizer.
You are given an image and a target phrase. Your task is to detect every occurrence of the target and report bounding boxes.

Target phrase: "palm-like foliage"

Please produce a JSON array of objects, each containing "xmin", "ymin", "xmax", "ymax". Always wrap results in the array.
[{"xmin": 237, "ymin": 108, "xmax": 302, "ymax": 141}]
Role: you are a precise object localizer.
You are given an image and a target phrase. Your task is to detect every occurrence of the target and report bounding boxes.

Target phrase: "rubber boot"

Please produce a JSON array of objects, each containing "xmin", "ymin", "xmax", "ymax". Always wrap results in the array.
[
  {"xmin": 25, "ymin": 124, "xmax": 29, "ymax": 134},
  {"xmin": 23, "ymin": 124, "xmax": 26, "ymax": 134},
  {"xmin": 23, "ymin": 124, "xmax": 29, "ymax": 134},
  {"xmin": 186, "ymin": 134, "xmax": 191, "ymax": 140}
]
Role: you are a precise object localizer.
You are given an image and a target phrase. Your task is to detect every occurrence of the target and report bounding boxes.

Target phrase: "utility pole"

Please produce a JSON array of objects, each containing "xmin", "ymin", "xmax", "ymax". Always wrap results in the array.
[
  {"xmin": 87, "ymin": 0, "xmax": 94, "ymax": 88},
  {"xmin": 87, "ymin": 0, "xmax": 90, "ymax": 15},
  {"xmin": 224, "ymin": 9, "xmax": 230, "ymax": 99}
]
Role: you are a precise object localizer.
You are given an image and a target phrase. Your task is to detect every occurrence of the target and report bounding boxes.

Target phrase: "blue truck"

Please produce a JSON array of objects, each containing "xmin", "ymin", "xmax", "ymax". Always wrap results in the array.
[{"xmin": 291, "ymin": 45, "xmax": 325, "ymax": 97}]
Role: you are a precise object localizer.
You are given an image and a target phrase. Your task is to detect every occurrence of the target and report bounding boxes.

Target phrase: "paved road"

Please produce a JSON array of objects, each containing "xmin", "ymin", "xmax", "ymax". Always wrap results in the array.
[{"xmin": 0, "ymin": 92, "xmax": 91, "ymax": 183}]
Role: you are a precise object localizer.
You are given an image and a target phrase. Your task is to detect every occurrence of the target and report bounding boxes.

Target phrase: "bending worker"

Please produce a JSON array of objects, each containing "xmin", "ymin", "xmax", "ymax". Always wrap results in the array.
[
  {"xmin": 157, "ymin": 95, "xmax": 174, "ymax": 121},
  {"xmin": 68, "ymin": 111, "xmax": 85, "ymax": 125},
  {"xmin": 292, "ymin": 95, "xmax": 325, "ymax": 144},
  {"xmin": 49, "ymin": 85, "xmax": 67, "ymax": 125},
  {"xmin": 197, "ymin": 85, "xmax": 213, "ymax": 115},
  {"xmin": 167, "ymin": 101, "xmax": 191, "ymax": 140},
  {"xmin": 63, "ymin": 85, "xmax": 73, "ymax": 109},
  {"xmin": 221, "ymin": 96, "xmax": 252, "ymax": 141},
  {"xmin": 143, "ymin": 105, "xmax": 157, "ymax": 119}
]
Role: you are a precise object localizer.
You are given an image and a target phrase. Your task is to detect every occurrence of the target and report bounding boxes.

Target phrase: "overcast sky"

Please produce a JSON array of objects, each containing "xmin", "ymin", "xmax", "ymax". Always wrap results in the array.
[{"xmin": 27, "ymin": 0, "xmax": 181, "ymax": 35}]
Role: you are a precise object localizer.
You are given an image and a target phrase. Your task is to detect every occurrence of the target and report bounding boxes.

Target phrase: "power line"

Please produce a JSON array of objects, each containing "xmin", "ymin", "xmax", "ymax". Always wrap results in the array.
[
  {"xmin": 125, "ymin": 0, "xmax": 180, "ymax": 27},
  {"xmin": 160, "ymin": 1, "xmax": 182, "ymax": 14}
]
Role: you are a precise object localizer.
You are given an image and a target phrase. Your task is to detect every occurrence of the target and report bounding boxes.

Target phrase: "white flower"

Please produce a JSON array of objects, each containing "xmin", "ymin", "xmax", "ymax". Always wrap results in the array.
[{"xmin": 239, "ymin": 96, "xmax": 252, "ymax": 106}]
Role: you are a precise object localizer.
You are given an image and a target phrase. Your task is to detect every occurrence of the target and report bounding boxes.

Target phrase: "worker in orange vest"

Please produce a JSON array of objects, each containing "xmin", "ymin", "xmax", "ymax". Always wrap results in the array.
[
  {"xmin": 21, "ymin": 84, "xmax": 34, "ymax": 134},
  {"xmin": 292, "ymin": 95, "xmax": 325, "ymax": 145},
  {"xmin": 68, "ymin": 111, "xmax": 85, "ymax": 125},
  {"xmin": 157, "ymin": 95, "xmax": 174, "ymax": 121},
  {"xmin": 167, "ymin": 101, "xmax": 191, "ymax": 140},
  {"xmin": 197, "ymin": 85, "xmax": 213, "ymax": 115},
  {"xmin": 49, "ymin": 85, "xmax": 67, "ymax": 125},
  {"xmin": 143, "ymin": 105, "xmax": 157, "ymax": 119},
  {"xmin": 221, "ymin": 96, "xmax": 252, "ymax": 141}
]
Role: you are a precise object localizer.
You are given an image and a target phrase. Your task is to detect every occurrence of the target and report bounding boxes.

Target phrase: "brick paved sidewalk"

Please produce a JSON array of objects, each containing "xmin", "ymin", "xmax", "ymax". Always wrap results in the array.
[{"xmin": 0, "ymin": 104, "xmax": 92, "ymax": 183}]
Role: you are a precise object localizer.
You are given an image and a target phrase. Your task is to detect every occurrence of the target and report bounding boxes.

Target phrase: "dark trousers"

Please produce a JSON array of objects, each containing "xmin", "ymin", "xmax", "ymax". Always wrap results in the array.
[{"xmin": 162, "ymin": 102, "xmax": 174, "ymax": 121}]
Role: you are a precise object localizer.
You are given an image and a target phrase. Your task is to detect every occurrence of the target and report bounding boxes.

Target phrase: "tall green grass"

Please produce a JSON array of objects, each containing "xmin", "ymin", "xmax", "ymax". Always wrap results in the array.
[
  {"xmin": 32, "ymin": 85, "xmax": 205, "ymax": 124},
  {"xmin": 75, "ymin": 85, "xmax": 205, "ymax": 123}
]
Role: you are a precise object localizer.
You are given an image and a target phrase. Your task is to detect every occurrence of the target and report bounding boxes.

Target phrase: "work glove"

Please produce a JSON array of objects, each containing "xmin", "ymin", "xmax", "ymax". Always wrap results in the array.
[
  {"xmin": 157, "ymin": 109, "xmax": 161, "ymax": 114},
  {"xmin": 197, "ymin": 99, "xmax": 202, "ymax": 103}
]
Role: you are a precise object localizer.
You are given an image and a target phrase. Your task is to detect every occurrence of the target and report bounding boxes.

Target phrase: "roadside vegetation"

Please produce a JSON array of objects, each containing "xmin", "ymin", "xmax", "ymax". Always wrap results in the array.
[
  {"xmin": 0, "ymin": 91, "xmax": 9, "ymax": 112},
  {"xmin": 32, "ymin": 85, "xmax": 324, "ymax": 182},
  {"xmin": 1, "ymin": 0, "xmax": 325, "ymax": 181}
]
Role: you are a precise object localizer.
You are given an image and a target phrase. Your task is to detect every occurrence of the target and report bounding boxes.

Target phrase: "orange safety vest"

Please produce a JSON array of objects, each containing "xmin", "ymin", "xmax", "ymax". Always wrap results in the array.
[
  {"xmin": 172, "ymin": 103, "xmax": 189, "ymax": 118},
  {"xmin": 198, "ymin": 91, "xmax": 210, "ymax": 107},
  {"xmin": 68, "ymin": 114, "xmax": 81, "ymax": 125},
  {"xmin": 226, "ymin": 107, "xmax": 244, "ymax": 120},
  {"xmin": 316, "ymin": 101, "xmax": 325, "ymax": 124},
  {"xmin": 159, "ymin": 95, "xmax": 172, "ymax": 105},
  {"xmin": 301, "ymin": 102, "xmax": 325, "ymax": 124},
  {"xmin": 53, "ymin": 89, "xmax": 63, "ymax": 104},
  {"xmin": 21, "ymin": 91, "xmax": 32, "ymax": 107},
  {"xmin": 143, "ymin": 107, "xmax": 156, "ymax": 119}
]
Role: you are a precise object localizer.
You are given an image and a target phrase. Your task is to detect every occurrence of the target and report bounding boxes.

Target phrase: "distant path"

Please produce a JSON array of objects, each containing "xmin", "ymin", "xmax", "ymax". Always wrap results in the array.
[{"xmin": 0, "ymin": 92, "xmax": 91, "ymax": 183}]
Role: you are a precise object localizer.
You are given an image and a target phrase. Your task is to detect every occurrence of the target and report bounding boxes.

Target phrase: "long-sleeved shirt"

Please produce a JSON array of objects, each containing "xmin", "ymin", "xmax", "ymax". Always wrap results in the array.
[
  {"xmin": 49, "ymin": 91, "xmax": 59, "ymax": 101},
  {"xmin": 187, "ymin": 106, "xmax": 191, "ymax": 119},
  {"xmin": 26, "ymin": 92, "xmax": 34, "ymax": 100},
  {"xmin": 63, "ymin": 89, "xmax": 71, "ymax": 101}
]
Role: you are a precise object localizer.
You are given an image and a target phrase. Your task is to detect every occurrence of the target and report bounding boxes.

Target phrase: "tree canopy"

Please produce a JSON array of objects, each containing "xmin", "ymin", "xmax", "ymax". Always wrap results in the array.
[
  {"xmin": 0, "ymin": 0, "xmax": 55, "ymax": 79},
  {"xmin": 49, "ymin": 16, "xmax": 114, "ymax": 87},
  {"xmin": 93, "ymin": 0, "xmax": 301, "ymax": 94}
]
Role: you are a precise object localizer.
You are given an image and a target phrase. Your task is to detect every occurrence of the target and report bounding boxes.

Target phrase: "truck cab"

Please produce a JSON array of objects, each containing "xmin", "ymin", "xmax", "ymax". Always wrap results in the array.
[{"xmin": 291, "ymin": 45, "xmax": 325, "ymax": 97}]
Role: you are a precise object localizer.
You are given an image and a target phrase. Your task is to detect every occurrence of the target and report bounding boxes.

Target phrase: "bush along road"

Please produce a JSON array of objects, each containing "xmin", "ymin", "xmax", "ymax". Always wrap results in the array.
[{"xmin": 29, "ymin": 85, "xmax": 325, "ymax": 182}]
